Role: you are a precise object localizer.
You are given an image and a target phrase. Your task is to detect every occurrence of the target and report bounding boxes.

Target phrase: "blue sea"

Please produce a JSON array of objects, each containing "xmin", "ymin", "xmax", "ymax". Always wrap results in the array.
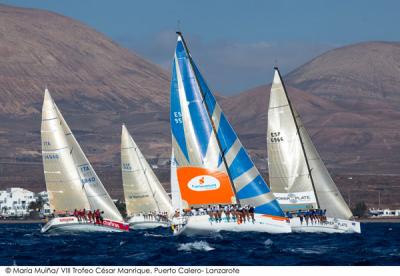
[{"xmin": 0, "ymin": 223, "xmax": 399, "ymax": 266}]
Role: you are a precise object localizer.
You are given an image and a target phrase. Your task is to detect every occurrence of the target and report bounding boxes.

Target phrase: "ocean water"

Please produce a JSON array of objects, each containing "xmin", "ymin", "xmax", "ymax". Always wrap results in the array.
[{"xmin": 0, "ymin": 223, "xmax": 399, "ymax": 266}]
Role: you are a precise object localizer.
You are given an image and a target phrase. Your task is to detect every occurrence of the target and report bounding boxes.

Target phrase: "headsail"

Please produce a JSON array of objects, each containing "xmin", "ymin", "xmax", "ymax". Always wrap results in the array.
[
  {"xmin": 41, "ymin": 89, "xmax": 90, "ymax": 212},
  {"xmin": 121, "ymin": 124, "xmax": 173, "ymax": 216},
  {"xmin": 44, "ymin": 89, "xmax": 123, "ymax": 222},
  {"xmin": 268, "ymin": 68, "xmax": 353, "ymax": 219},
  {"xmin": 170, "ymin": 33, "xmax": 284, "ymax": 216}
]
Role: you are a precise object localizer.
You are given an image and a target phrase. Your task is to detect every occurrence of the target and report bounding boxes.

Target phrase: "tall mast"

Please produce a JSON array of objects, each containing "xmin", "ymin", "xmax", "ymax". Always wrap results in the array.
[
  {"xmin": 274, "ymin": 67, "xmax": 321, "ymax": 208},
  {"xmin": 177, "ymin": 32, "xmax": 241, "ymax": 205}
]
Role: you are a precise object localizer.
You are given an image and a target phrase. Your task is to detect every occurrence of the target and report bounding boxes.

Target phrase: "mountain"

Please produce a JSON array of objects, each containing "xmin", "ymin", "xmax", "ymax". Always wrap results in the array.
[
  {"xmin": 284, "ymin": 41, "xmax": 400, "ymax": 174},
  {"xmin": 224, "ymin": 80, "xmax": 400, "ymax": 175},
  {"xmin": 223, "ymin": 43, "xmax": 400, "ymax": 209},
  {"xmin": 0, "ymin": 4, "xmax": 399, "ymax": 208},
  {"xmin": 0, "ymin": 4, "xmax": 172, "ymax": 195},
  {"xmin": 286, "ymin": 41, "xmax": 400, "ymax": 106}
]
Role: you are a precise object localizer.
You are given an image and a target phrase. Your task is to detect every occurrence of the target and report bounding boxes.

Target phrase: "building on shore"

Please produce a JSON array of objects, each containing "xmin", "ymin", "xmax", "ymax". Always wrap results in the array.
[
  {"xmin": 369, "ymin": 208, "xmax": 400, "ymax": 217},
  {"xmin": 0, "ymin": 188, "xmax": 50, "ymax": 218}
]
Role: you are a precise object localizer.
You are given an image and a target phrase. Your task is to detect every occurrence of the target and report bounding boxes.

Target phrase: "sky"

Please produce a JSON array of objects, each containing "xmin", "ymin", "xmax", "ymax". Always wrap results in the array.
[{"xmin": 2, "ymin": 0, "xmax": 400, "ymax": 95}]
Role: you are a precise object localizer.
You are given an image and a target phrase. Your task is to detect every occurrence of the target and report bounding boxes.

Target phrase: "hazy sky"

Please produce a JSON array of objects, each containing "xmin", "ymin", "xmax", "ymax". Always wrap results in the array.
[{"xmin": 2, "ymin": 0, "xmax": 400, "ymax": 94}]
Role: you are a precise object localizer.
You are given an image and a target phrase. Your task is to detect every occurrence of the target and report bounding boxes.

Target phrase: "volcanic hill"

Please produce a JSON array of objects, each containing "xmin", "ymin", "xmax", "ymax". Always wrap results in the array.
[{"xmin": 0, "ymin": 4, "xmax": 399, "ymax": 208}]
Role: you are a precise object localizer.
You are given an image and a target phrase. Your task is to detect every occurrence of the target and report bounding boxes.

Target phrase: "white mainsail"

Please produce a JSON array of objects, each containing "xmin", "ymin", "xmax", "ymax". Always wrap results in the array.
[
  {"xmin": 41, "ymin": 90, "xmax": 90, "ymax": 212},
  {"xmin": 267, "ymin": 68, "xmax": 353, "ymax": 220},
  {"xmin": 121, "ymin": 124, "xmax": 173, "ymax": 217},
  {"xmin": 42, "ymin": 89, "xmax": 123, "ymax": 222}
]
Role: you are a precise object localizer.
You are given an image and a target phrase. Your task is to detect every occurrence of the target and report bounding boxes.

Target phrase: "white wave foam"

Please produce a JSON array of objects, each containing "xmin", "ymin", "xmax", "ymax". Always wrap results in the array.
[
  {"xmin": 143, "ymin": 233, "xmax": 164, "ymax": 237},
  {"xmin": 177, "ymin": 241, "xmax": 215, "ymax": 252},
  {"xmin": 264, "ymin": 239, "xmax": 273, "ymax": 246},
  {"xmin": 284, "ymin": 245, "xmax": 334, "ymax": 255}
]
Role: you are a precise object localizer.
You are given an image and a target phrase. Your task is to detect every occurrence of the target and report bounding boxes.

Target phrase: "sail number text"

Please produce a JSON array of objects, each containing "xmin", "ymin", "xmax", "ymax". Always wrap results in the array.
[
  {"xmin": 270, "ymin": 132, "xmax": 284, "ymax": 143},
  {"xmin": 78, "ymin": 165, "xmax": 96, "ymax": 185},
  {"xmin": 173, "ymin": 111, "xmax": 183, "ymax": 124},
  {"xmin": 122, "ymin": 163, "xmax": 132, "ymax": 171}
]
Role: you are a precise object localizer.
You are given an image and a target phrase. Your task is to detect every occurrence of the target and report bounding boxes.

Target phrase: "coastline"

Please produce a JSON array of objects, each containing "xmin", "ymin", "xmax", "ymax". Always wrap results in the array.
[
  {"xmin": 357, "ymin": 217, "xmax": 400, "ymax": 223},
  {"xmin": 0, "ymin": 219, "xmax": 46, "ymax": 224}
]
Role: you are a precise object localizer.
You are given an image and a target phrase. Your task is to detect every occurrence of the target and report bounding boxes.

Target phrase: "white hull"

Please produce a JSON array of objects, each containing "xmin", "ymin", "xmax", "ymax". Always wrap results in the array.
[
  {"xmin": 172, "ymin": 214, "xmax": 291, "ymax": 235},
  {"xmin": 41, "ymin": 217, "xmax": 129, "ymax": 233},
  {"xmin": 290, "ymin": 217, "xmax": 361, "ymax": 233},
  {"xmin": 127, "ymin": 215, "xmax": 170, "ymax": 230}
]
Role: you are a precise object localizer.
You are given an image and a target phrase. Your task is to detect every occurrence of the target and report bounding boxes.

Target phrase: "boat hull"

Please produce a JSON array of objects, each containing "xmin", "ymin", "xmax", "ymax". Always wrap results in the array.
[
  {"xmin": 127, "ymin": 216, "xmax": 170, "ymax": 230},
  {"xmin": 290, "ymin": 217, "xmax": 361, "ymax": 233},
  {"xmin": 41, "ymin": 217, "xmax": 129, "ymax": 233},
  {"xmin": 172, "ymin": 214, "xmax": 291, "ymax": 235}
]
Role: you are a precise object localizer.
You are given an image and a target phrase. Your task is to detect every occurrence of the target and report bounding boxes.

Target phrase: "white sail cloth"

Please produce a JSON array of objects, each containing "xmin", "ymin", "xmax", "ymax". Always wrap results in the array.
[
  {"xmin": 267, "ymin": 69, "xmax": 353, "ymax": 220},
  {"xmin": 41, "ymin": 89, "xmax": 123, "ymax": 222},
  {"xmin": 121, "ymin": 125, "xmax": 173, "ymax": 216},
  {"xmin": 41, "ymin": 90, "xmax": 90, "ymax": 212}
]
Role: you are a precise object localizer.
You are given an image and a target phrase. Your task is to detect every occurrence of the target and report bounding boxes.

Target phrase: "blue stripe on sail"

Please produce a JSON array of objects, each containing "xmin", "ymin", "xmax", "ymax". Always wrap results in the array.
[
  {"xmin": 170, "ymin": 61, "xmax": 189, "ymax": 162},
  {"xmin": 255, "ymin": 200, "xmax": 285, "ymax": 216},
  {"xmin": 175, "ymin": 40, "xmax": 186, "ymax": 59},
  {"xmin": 217, "ymin": 154, "xmax": 223, "ymax": 168},
  {"xmin": 192, "ymin": 62, "xmax": 216, "ymax": 114},
  {"xmin": 176, "ymin": 41, "xmax": 213, "ymax": 159},
  {"xmin": 236, "ymin": 175, "xmax": 270, "ymax": 199},
  {"xmin": 217, "ymin": 114, "xmax": 236, "ymax": 153},
  {"xmin": 228, "ymin": 148, "xmax": 253, "ymax": 180}
]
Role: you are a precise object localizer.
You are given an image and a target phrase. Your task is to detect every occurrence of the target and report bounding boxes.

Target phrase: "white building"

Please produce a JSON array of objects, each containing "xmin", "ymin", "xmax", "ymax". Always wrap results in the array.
[
  {"xmin": 36, "ymin": 191, "xmax": 51, "ymax": 216},
  {"xmin": 369, "ymin": 208, "xmax": 400, "ymax": 217},
  {"xmin": 0, "ymin": 188, "xmax": 36, "ymax": 217}
]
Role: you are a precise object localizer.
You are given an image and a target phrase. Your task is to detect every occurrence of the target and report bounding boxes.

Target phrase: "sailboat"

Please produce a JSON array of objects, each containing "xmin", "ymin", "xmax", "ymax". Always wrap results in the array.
[
  {"xmin": 121, "ymin": 124, "xmax": 173, "ymax": 229},
  {"xmin": 267, "ymin": 68, "xmax": 361, "ymax": 233},
  {"xmin": 41, "ymin": 89, "xmax": 129, "ymax": 233},
  {"xmin": 169, "ymin": 32, "xmax": 291, "ymax": 235}
]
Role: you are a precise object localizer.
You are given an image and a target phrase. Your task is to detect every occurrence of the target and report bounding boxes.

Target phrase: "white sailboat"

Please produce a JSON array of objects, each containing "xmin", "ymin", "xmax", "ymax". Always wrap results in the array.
[
  {"xmin": 267, "ymin": 68, "xmax": 361, "ymax": 233},
  {"xmin": 121, "ymin": 124, "xmax": 174, "ymax": 229},
  {"xmin": 41, "ymin": 89, "xmax": 129, "ymax": 233},
  {"xmin": 170, "ymin": 32, "xmax": 291, "ymax": 235}
]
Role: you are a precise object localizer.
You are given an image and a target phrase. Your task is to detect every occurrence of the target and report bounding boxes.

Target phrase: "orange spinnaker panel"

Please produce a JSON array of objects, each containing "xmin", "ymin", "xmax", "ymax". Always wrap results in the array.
[{"xmin": 177, "ymin": 167, "xmax": 235, "ymax": 206}]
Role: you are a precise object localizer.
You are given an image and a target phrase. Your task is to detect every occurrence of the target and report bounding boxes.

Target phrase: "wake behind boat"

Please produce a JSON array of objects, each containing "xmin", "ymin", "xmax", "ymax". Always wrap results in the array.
[
  {"xmin": 169, "ymin": 32, "xmax": 291, "ymax": 235},
  {"xmin": 41, "ymin": 89, "xmax": 129, "ymax": 233},
  {"xmin": 121, "ymin": 125, "xmax": 174, "ymax": 229},
  {"xmin": 267, "ymin": 68, "xmax": 361, "ymax": 234}
]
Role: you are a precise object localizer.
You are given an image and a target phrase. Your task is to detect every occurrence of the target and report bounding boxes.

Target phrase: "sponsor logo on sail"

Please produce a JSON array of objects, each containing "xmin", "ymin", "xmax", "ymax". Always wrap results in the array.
[
  {"xmin": 188, "ymin": 175, "xmax": 220, "ymax": 191},
  {"xmin": 274, "ymin": 192, "xmax": 316, "ymax": 204}
]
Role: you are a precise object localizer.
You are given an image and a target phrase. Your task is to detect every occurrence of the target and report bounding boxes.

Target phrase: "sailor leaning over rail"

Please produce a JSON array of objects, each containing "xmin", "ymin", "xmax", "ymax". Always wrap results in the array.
[
  {"xmin": 285, "ymin": 209, "xmax": 328, "ymax": 225},
  {"xmin": 173, "ymin": 204, "xmax": 257, "ymax": 224}
]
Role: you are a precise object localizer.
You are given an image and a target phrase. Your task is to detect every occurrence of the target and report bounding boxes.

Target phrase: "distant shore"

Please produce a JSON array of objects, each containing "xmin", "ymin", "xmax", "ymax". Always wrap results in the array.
[
  {"xmin": 0, "ymin": 219, "xmax": 46, "ymax": 224},
  {"xmin": 357, "ymin": 217, "xmax": 400, "ymax": 223}
]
